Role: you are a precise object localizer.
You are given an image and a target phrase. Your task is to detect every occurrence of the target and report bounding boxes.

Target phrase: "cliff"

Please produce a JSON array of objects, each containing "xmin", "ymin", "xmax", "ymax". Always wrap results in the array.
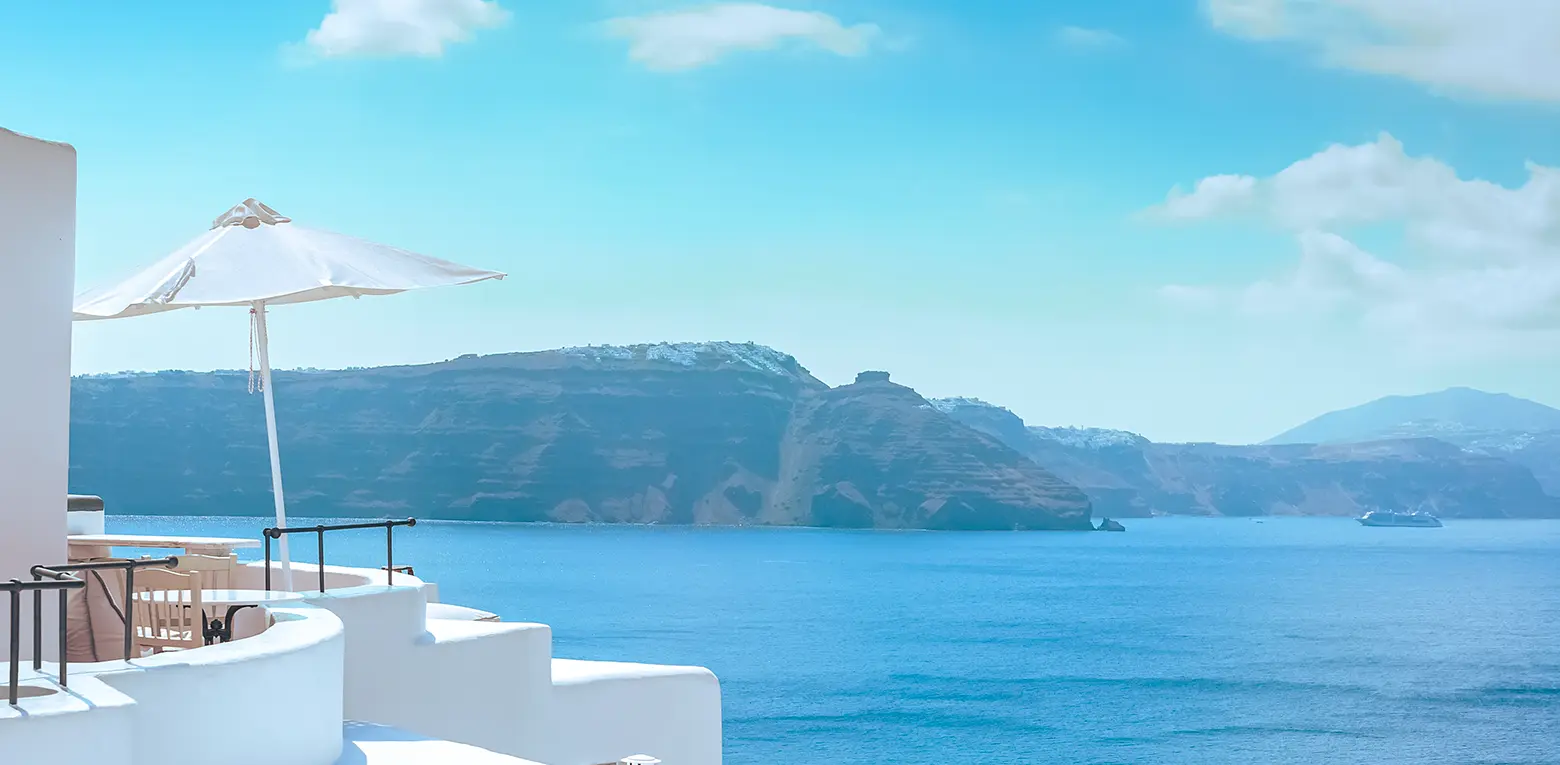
[
  {"xmin": 932, "ymin": 398, "xmax": 1560, "ymax": 519},
  {"xmin": 69, "ymin": 343, "xmax": 1093, "ymax": 530},
  {"xmin": 768, "ymin": 382, "xmax": 1092, "ymax": 530}
]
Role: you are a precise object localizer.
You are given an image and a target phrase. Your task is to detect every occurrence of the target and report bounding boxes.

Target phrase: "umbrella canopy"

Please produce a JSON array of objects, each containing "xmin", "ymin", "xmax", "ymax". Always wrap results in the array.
[
  {"xmin": 74, "ymin": 199, "xmax": 504, "ymax": 319},
  {"xmin": 74, "ymin": 198, "xmax": 505, "ymax": 590}
]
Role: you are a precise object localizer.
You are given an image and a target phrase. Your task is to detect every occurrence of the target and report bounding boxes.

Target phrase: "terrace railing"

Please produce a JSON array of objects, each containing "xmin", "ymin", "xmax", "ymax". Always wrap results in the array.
[
  {"xmin": 3, "ymin": 574, "xmax": 85, "ymax": 705},
  {"xmin": 30, "ymin": 557, "xmax": 180, "ymax": 668},
  {"xmin": 263, "ymin": 518, "xmax": 416, "ymax": 593}
]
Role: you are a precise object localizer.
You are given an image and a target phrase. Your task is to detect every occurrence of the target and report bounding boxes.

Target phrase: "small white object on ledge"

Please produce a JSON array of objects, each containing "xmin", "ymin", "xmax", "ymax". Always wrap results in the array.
[
  {"xmin": 66, "ymin": 494, "xmax": 106, "ymax": 535},
  {"xmin": 621, "ymin": 756, "xmax": 661, "ymax": 765}
]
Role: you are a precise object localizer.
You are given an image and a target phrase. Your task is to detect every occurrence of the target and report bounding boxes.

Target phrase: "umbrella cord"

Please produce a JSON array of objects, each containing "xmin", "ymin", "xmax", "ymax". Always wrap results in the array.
[{"xmin": 248, "ymin": 307, "xmax": 262, "ymax": 394}]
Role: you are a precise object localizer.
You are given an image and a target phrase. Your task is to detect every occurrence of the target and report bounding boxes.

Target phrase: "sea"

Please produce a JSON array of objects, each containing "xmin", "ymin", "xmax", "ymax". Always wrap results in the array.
[{"xmin": 109, "ymin": 515, "xmax": 1560, "ymax": 765}]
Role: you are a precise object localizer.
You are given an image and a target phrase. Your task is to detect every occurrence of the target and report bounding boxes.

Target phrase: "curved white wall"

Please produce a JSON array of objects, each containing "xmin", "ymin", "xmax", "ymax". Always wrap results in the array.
[
  {"xmin": 0, "ymin": 604, "xmax": 345, "ymax": 765},
  {"xmin": 93, "ymin": 604, "xmax": 346, "ymax": 765},
  {"xmin": 6, "ymin": 562, "xmax": 722, "ymax": 765},
  {"xmin": 235, "ymin": 561, "xmax": 378, "ymax": 592},
  {"xmin": 0, "ymin": 676, "xmax": 136, "ymax": 765}
]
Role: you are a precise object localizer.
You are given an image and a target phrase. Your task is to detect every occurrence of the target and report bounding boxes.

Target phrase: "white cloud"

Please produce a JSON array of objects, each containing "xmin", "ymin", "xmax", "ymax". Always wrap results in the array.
[
  {"xmin": 1152, "ymin": 135, "xmax": 1560, "ymax": 356},
  {"xmin": 1157, "ymin": 174, "xmax": 1258, "ymax": 220},
  {"xmin": 1235, "ymin": 230, "xmax": 1405, "ymax": 316},
  {"xmin": 1204, "ymin": 0, "xmax": 1560, "ymax": 103},
  {"xmin": 1055, "ymin": 26, "xmax": 1125, "ymax": 49},
  {"xmin": 301, "ymin": 0, "xmax": 508, "ymax": 59},
  {"xmin": 605, "ymin": 3, "xmax": 880, "ymax": 71},
  {"xmin": 1204, "ymin": 0, "xmax": 1287, "ymax": 39}
]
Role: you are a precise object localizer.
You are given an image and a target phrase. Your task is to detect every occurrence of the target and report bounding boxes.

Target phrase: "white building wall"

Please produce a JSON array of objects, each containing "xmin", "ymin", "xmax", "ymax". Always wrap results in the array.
[
  {"xmin": 0, "ymin": 604, "xmax": 345, "ymax": 765},
  {"xmin": 252, "ymin": 563, "xmax": 723, "ymax": 765},
  {"xmin": 289, "ymin": 574, "xmax": 556, "ymax": 761},
  {"xmin": 0, "ymin": 127, "xmax": 76, "ymax": 659},
  {"xmin": 547, "ymin": 659, "xmax": 723, "ymax": 765},
  {"xmin": 0, "ymin": 676, "xmax": 136, "ymax": 765},
  {"xmin": 93, "ymin": 606, "xmax": 346, "ymax": 765}
]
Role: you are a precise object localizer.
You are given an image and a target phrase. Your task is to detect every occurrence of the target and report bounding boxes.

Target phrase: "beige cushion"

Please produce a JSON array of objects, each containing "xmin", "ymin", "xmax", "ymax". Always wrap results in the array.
[{"xmin": 65, "ymin": 567, "xmax": 135, "ymax": 662}]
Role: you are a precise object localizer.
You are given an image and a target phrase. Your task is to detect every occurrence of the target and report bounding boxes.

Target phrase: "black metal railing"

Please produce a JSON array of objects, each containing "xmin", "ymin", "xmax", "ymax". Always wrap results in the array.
[
  {"xmin": 3, "ymin": 575, "xmax": 84, "ymax": 706},
  {"xmin": 263, "ymin": 518, "xmax": 416, "ymax": 593},
  {"xmin": 31, "ymin": 557, "xmax": 179, "ymax": 665}
]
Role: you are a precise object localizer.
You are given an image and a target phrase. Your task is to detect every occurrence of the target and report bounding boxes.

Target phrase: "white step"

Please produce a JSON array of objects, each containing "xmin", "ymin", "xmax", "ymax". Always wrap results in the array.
[{"xmin": 338, "ymin": 722, "xmax": 549, "ymax": 765}]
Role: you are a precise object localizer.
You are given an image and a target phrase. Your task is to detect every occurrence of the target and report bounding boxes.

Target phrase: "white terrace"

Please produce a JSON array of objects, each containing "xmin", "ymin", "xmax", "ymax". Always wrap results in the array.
[{"xmin": 0, "ymin": 127, "xmax": 722, "ymax": 765}]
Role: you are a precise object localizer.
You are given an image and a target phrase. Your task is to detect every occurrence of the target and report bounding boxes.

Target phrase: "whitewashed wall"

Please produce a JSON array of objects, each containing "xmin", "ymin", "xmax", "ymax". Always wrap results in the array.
[
  {"xmin": 0, "ymin": 605, "xmax": 345, "ymax": 765},
  {"xmin": 0, "ymin": 676, "xmax": 136, "ymax": 765},
  {"xmin": 547, "ymin": 659, "xmax": 724, "ymax": 765},
  {"xmin": 258, "ymin": 563, "xmax": 724, "ymax": 765},
  {"xmin": 276, "ymin": 566, "xmax": 558, "ymax": 761},
  {"xmin": 93, "ymin": 605, "xmax": 346, "ymax": 765},
  {"xmin": 0, "ymin": 127, "xmax": 75, "ymax": 659}
]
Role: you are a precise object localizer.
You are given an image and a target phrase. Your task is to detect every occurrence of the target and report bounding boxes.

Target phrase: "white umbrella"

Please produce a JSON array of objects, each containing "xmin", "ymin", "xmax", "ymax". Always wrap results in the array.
[{"xmin": 74, "ymin": 199, "xmax": 505, "ymax": 590}]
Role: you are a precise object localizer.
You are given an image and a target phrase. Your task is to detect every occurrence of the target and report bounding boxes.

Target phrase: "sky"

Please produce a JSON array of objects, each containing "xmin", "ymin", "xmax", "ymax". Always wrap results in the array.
[{"xmin": 2, "ymin": 0, "xmax": 1558, "ymax": 444}]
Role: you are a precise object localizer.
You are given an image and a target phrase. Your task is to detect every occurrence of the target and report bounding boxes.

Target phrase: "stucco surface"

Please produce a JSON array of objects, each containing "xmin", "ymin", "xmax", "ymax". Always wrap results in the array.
[{"xmin": 0, "ymin": 127, "xmax": 75, "ymax": 659}]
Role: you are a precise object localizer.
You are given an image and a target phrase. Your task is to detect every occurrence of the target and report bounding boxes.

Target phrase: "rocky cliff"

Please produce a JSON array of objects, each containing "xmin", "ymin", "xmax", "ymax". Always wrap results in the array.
[
  {"xmin": 69, "ymin": 343, "xmax": 1093, "ymax": 530},
  {"xmin": 932, "ymin": 398, "xmax": 1560, "ymax": 519},
  {"xmin": 768, "ymin": 381, "xmax": 1092, "ymax": 529}
]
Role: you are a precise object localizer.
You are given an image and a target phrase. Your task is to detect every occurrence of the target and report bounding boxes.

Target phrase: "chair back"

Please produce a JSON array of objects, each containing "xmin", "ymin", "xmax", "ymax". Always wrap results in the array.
[
  {"xmin": 173, "ymin": 553, "xmax": 236, "ymax": 591},
  {"xmin": 132, "ymin": 567, "xmax": 205, "ymax": 654}
]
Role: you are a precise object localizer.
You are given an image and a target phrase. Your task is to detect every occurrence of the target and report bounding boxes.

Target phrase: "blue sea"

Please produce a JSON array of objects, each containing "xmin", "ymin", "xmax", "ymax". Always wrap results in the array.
[{"xmin": 109, "ymin": 516, "xmax": 1560, "ymax": 764}]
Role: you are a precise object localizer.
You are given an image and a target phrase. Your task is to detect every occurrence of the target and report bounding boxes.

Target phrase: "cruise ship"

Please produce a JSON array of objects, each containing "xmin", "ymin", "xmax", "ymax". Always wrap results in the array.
[
  {"xmin": 0, "ymin": 127, "xmax": 721, "ymax": 765},
  {"xmin": 1357, "ymin": 509, "xmax": 1443, "ymax": 528}
]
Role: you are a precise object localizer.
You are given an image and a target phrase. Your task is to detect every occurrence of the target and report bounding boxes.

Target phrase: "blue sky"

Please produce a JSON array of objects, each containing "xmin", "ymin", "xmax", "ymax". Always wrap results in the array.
[{"xmin": 3, "ymin": 0, "xmax": 1558, "ymax": 444}]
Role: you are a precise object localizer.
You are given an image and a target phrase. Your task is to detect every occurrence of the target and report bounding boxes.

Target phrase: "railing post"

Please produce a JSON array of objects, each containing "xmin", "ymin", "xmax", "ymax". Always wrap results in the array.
[
  {"xmin": 123, "ymin": 567, "xmax": 135, "ymax": 660},
  {"xmin": 57, "ymin": 588, "xmax": 68, "ymax": 688},
  {"xmin": 386, "ymin": 524, "xmax": 394, "ymax": 587},
  {"xmin": 8, "ymin": 582, "xmax": 20, "ymax": 706},
  {"xmin": 264, "ymin": 532, "xmax": 273, "ymax": 592},
  {"xmin": 30, "ymin": 581, "xmax": 41, "ymax": 672},
  {"xmin": 316, "ymin": 527, "xmax": 326, "ymax": 593}
]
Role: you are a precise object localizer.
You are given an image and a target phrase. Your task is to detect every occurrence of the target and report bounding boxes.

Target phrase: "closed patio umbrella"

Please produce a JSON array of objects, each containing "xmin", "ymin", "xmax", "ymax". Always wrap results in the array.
[{"xmin": 74, "ymin": 198, "xmax": 505, "ymax": 590}]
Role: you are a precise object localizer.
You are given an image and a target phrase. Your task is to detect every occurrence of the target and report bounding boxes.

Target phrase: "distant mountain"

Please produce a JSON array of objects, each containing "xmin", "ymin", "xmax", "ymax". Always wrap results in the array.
[
  {"xmin": 1260, "ymin": 387, "xmax": 1560, "ymax": 498},
  {"xmin": 932, "ymin": 398, "xmax": 1560, "ymax": 519},
  {"xmin": 1266, "ymin": 387, "xmax": 1560, "ymax": 445},
  {"xmin": 72, "ymin": 350, "xmax": 1560, "ymax": 525},
  {"xmin": 69, "ymin": 344, "xmax": 1092, "ymax": 531}
]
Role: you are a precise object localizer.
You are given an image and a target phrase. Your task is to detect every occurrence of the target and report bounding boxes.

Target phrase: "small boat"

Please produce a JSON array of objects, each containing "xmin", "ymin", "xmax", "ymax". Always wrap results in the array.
[{"xmin": 1357, "ymin": 509, "xmax": 1442, "ymax": 528}]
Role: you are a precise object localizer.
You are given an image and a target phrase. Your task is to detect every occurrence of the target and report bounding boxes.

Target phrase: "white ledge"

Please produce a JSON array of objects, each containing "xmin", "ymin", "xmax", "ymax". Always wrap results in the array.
[
  {"xmin": 338, "ymin": 722, "xmax": 549, "ymax": 765},
  {"xmin": 552, "ymin": 658, "xmax": 718, "ymax": 686}
]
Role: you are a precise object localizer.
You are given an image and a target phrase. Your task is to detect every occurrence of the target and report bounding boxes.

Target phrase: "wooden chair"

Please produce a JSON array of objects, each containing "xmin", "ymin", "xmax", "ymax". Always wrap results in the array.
[
  {"xmin": 132, "ymin": 567, "xmax": 206, "ymax": 655},
  {"xmin": 172, "ymin": 553, "xmax": 236, "ymax": 591}
]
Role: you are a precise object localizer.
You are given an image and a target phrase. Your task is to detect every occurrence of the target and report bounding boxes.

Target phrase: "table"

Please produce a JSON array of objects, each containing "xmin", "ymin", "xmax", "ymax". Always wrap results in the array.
[
  {"xmin": 68, "ymin": 534, "xmax": 259, "ymax": 558},
  {"xmin": 134, "ymin": 589, "xmax": 304, "ymax": 644}
]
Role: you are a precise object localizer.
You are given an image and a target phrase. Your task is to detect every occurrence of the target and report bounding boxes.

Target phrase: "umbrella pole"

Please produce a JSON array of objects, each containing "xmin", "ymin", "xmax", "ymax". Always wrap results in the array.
[{"xmin": 253, "ymin": 302, "xmax": 294, "ymax": 591}]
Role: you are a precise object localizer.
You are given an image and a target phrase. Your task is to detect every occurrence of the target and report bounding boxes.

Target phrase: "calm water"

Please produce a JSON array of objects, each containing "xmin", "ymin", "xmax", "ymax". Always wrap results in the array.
[{"xmin": 109, "ymin": 516, "xmax": 1560, "ymax": 764}]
